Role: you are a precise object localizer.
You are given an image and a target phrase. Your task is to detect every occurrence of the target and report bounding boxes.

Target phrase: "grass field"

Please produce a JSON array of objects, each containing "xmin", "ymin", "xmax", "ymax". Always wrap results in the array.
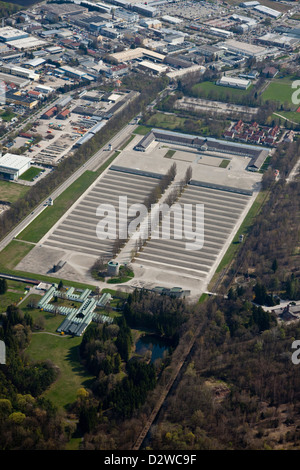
[
  {"xmin": 0, "ymin": 180, "xmax": 30, "ymax": 204},
  {"xmin": 262, "ymin": 81, "xmax": 295, "ymax": 107},
  {"xmin": 0, "ymin": 240, "xmax": 35, "ymax": 272},
  {"xmin": 191, "ymin": 81, "xmax": 253, "ymax": 102},
  {"xmin": 19, "ymin": 295, "xmax": 95, "ymax": 410},
  {"xmin": 0, "ymin": 279, "xmax": 30, "ymax": 313},
  {"xmin": 145, "ymin": 112, "xmax": 211, "ymax": 135},
  {"xmin": 165, "ymin": 149, "xmax": 176, "ymax": 158},
  {"xmin": 134, "ymin": 125, "xmax": 151, "ymax": 135},
  {"xmin": 273, "ymin": 111, "xmax": 300, "ymax": 125},
  {"xmin": 19, "ymin": 167, "xmax": 43, "ymax": 182}
]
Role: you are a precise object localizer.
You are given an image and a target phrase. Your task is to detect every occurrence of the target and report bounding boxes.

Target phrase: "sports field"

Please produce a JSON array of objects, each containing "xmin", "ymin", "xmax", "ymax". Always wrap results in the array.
[{"xmin": 262, "ymin": 81, "xmax": 295, "ymax": 107}]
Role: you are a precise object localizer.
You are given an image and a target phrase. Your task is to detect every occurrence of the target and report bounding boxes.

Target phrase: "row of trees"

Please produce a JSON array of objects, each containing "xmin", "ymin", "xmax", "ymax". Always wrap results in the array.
[{"xmin": 0, "ymin": 278, "xmax": 7, "ymax": 295}]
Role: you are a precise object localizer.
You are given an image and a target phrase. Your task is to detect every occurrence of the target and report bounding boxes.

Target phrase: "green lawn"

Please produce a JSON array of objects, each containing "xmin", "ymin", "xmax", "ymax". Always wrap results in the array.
[
  {"xmin": 191, "ymin": 81, "xmax": 253, "ymax": 102},
  {"xmin": 272, "ymin": 111, "xmax": 300, "ymax": 125},
  {"xmin": 219, "ymin": 159, "xmax": 230, "ymax": 168},
  {"xmin": 20, "ymin": 295, "xmax": 95, "ymax": 410},
  {"xmin": 19, "ymin": 167, "xmax": 43, "ymax": 182},
  {"xmin": 262, "ymin": 81, "xmax": 295, "ymax": 107},
  {"xmin": 165, "ymin": 149, "xmax": 176, "ymax": 159},
  {"xmin": 145, "ymin": 113, "xmax": 210, "ymax": 135},
  {"xmin": 0, "ymin": 109, "xmax": 16, "ymax": 122},
  {"xmin": 0, "ymin": 180, "xmax": 30, "ymax": 204},
  {"xmin": 133, "ymin": 125, "xmax": 151, "ymax": 135},
  {"xmin": 0, "ymin": 279, "xmax": 32, "ymax": 313},
  {"xmin": 26, "ymin": 331, "xmax": 94, "ymax": 410},
  {"xmin": 0, "ymin": 240, "xmax": 34, "ymax": 272}
]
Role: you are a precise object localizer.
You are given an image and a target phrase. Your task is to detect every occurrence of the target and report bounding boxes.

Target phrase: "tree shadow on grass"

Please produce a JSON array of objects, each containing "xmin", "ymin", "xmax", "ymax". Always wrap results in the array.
[{"xmin": 65, "ymin": 343, "xmax": 95, "ymax": 389}]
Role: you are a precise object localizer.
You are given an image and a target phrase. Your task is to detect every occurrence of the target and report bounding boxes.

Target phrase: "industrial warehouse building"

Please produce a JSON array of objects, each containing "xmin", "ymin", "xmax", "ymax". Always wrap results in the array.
[
  {"xmin": 0, "ymin": 26, "xmax": 29, "ymax": 42},
  {"xmin": 0, "ymin": 153, "xmax": 32, "ymax": 180},
  {"xmin": 222, "ymin": 39, "xmax": 269, "ymax": 59}
]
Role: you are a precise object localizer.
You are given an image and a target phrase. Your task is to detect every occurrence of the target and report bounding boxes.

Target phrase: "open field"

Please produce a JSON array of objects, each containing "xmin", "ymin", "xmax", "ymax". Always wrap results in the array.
[
  {"xmin": 262, "ymin": 81, "xmax": 295, "ymax": 107},
  {"xmin": 0, "ymin": 278, "xmax": 30, "ymax": 313},
  {"xmin": 0, "ymin": 180, "xmax": 30, "ymax": 204},
  {"xmin": 17, "ymin": 171, "xmax": 99, "ymax": 244},
  {"xmin": 134, "ymin": 125, "xmax": 151, "ymax": 135},
  {"xmin": 273, "ymin": 111, "xmax": 300, "ymax": 125},
  {"xmin": 0, "ymin": 239, "xmax": 34, "ymax": 272},
  {"xmin": 191, "ymin": 81, "xmax": 253, "ymax": 102},
  {"xmin": 145, "ymin": 112, "xmax": 212, "ymax": 135},
  {"xmin": 25, "ymin": 328, "xmax": 94, "ymax": 410}
]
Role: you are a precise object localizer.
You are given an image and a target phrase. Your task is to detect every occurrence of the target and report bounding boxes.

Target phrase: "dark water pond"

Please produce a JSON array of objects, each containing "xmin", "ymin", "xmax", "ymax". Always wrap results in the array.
[{"xmin": 135, "ymin": 335, "xmax": 173, "ymax": 363}]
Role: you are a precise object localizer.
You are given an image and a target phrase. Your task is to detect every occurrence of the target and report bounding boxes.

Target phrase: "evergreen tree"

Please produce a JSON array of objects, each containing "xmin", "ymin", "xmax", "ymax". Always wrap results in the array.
[{"xmin": 0, "ymin": 278, "xmax": 8, "ymax": 295}]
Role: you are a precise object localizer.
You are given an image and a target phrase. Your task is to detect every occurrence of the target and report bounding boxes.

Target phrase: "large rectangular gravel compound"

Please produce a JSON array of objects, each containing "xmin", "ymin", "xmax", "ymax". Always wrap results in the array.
[
  {"xmin": 134, "ymin": 182, "xmax": 252, "ymax": 281},
  {"xmin": 42, "ymin": 167, "xmax": 163, "ymax": 258}
]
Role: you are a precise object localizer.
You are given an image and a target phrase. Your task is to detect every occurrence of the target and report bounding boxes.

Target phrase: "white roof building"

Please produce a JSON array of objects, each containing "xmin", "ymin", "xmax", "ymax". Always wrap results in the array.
[
  {"xmin": 217, "ymin": 76, "xmax": 251, "ymax": 89},
  {"xmin": 254, "ymin": 5, "xmax": 282, "ymax": 18},
  {"xmin": 0, "ymin": 153, "xmax": 32, "ymax": 180}
]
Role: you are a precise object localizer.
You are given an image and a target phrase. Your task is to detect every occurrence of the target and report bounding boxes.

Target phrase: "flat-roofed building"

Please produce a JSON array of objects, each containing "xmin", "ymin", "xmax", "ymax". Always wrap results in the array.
[
  {"xmin": 6, "ymin": 92, "xmax": 39, "ymax": 108},
  {"xmin": 139, "ymin": 60, "xmax": 169, "ymax": 75},
  {"xmin": 0, "ymin": 153, "xmax": 32, "ymax": 180},
  {"xmin": 254, "ymin": 4, "xmax": 282, "ymax": 18},
  {"xmin": 223, "ymin": 39, "xmax": 268, "ymax": 58},
  {"xmin": 0, "ymin": 64, "xmax": 39, "ymax": 80},
  {"xmin": 217, "ymin": 75, "xmax": 251, "ymax": 89},
  {"xmin": 0, "ymin": 26, "xmax": 29, "ymax": 42},
  {"xmin": 109, "ymin": 47, "xmax": 165, "ymax": 63}
]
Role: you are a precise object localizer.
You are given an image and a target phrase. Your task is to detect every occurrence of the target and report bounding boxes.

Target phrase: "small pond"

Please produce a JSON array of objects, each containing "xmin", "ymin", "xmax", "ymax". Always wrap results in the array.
[{"xmin": 135, "ymin": 334, "xmax": 173, "ymax": 363}]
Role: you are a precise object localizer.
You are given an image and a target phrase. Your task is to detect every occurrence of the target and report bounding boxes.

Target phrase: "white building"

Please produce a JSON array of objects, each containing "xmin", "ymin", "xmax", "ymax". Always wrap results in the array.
[
  {"xmin": 0, "ymin": 153, "xmax": 32, "ymax": 180},
  {"xmin": 217, "ymin": 76, "xmax": 251, "ymax": 90},
  {"xmin": 223, "ymin": 39, "xmax": 268, "ymax": 58},
  {"xmin": 254, "ymin": 5, "xmax": 282, "ymax": 18},
  {"xmin": 0, "ymin": 64, "xmax": 39, "ymax": 80}
]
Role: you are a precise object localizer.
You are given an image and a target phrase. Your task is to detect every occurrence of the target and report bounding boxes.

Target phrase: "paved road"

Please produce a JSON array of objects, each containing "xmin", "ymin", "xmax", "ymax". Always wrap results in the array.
[{"xmin": 0, "ymin": 122, "xmax": 137, "ymax": 253}]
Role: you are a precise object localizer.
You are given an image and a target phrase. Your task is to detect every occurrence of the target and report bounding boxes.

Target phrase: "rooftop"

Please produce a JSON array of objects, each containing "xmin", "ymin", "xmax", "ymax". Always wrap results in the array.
[{"xmin": 0, "ymin": 153, "xmax": 32, "ymax": 171}]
